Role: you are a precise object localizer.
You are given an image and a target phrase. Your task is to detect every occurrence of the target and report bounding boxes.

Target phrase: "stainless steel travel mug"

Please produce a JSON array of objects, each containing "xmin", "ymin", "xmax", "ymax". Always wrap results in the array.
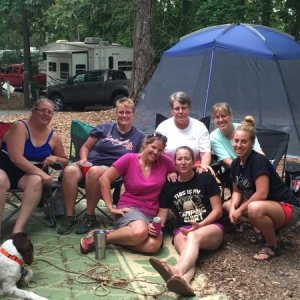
[{"xmin": 94, "ymin": 230, "xmax": 106, "ymax": 259}]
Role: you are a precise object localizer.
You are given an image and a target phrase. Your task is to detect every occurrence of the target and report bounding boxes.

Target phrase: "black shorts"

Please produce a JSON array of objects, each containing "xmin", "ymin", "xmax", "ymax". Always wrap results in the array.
[{"xmin": 0, "ymin": 151, "xmax": 27, "ymax": 189}]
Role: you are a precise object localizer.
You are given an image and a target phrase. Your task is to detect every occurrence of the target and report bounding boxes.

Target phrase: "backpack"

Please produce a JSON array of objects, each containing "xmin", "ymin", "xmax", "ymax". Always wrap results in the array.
[
  {"xmin": 43, "ymin": 185, "xmax": 65, "ymax": 218},
  {"xmin": 285, "ymin": 162, "xmax": 300, "ymax": 198}
]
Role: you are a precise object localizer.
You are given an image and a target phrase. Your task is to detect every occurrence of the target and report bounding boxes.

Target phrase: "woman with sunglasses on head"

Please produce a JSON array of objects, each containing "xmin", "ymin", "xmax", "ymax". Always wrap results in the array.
[
  {"xmin": 227, "ymin": 116, "xmax": 299, "ymax": 260},
  {"xmin": 0, "ymin": 98, "xmax": 68, "ymax": 236},
  {"xmin": 80, "ymin": 132, "xmax": 174, "ymax": 254},
  {"xmin": 149, "ymin": 146, "xmax": 223, "ymax": 297}
]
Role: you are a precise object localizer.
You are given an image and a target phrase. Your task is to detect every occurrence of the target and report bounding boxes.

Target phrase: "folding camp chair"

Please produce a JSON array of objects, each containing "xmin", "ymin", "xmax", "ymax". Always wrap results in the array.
[
  {"xmin": 256, "ymin": 128, "xmax": 289, "ymax": 178},
  {"xmin": 0, "ymin": 121, "xmax": 57, "ymax": 228},
  {"xmin": 68, "ymin": 120, "xmax": 122, "ymax": 220}
]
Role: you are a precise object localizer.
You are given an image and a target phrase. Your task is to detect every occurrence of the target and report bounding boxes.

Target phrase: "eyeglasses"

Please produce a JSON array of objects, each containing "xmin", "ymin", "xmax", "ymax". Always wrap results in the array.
[
  {"xmin": 34, "ymin": 108, "xmax": 54, "ymax": 115},
  {"xmin": 147, "ymin": 132, "xmax": 168, "ymax": 143},
  {"xmin": 117, "ymin": 110, "xmax": 133, "ymax": 116}
]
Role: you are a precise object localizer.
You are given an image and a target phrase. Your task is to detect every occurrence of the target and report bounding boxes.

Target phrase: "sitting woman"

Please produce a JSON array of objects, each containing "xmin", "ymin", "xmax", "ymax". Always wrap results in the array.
[
  {"xmin": 0, "ymin": 98, "xmax": 68, "ymax": 235},
  {"xmin": 156, "ymin": 91, "xmax": 212, "ymax": 172},
  {"xmin": 80, "ymin": 132, "xmax": 174, "ymax": 254},
  {"xmin": 149, "ymin": 146, "xmax": 224, "ymax": 297},
  {"xmin": 210, "ymin": 102, "xmax": 262, "ymax": 189},
  {"xmin": 57, "ymin": 97, "xmax": 145, "ymax": 235},
  {"xmin": 226, "ymin": 116, "xmax": 299, "ymax": 260}
]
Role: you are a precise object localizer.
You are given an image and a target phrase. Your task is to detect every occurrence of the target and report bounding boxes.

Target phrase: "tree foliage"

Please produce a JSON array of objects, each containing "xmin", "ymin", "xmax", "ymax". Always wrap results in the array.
[
  {"xmin": 1, "ymin": 0, "xmax": 300, "ymax": 55},
  {"xmin": 1, "ymin": 0, "xmax": 300, "ymax": 99}
]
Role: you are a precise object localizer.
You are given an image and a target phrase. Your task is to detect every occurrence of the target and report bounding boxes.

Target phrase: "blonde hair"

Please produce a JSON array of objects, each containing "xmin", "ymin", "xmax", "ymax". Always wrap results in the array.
[
  {"xmin": 212, "ymin": 102, "xmax": 232, "ymax": 118},
  {"xmin": 236, "ymin": 115, "xmax": 256, "ymax": 143},
  {"xmin": 116, "ymin": 97, "xmax": 135, "ymax": 112}
]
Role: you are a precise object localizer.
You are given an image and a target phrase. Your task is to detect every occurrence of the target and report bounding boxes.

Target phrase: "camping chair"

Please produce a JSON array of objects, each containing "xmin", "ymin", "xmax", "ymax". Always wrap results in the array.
[
  {"xmin": 256, "ymin": 128, "xmax": 289, "ymax": 178},
  {"xmin": 68, "ymin": 120, "xmax": 122, "ymax": 220},
  {"xmin": 0, "ymin": 121, "xmax": 57, "ymax": 228}
]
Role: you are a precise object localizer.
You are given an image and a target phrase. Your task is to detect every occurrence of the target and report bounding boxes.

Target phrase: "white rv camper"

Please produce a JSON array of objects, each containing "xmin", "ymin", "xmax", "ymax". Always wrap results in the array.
[{"xmin": 40, "ymin": 37, "xmax": 133, "ymax": 86}]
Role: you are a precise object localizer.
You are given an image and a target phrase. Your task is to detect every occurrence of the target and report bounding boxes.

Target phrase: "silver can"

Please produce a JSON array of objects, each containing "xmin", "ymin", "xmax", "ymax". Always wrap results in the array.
[{"xmin": 94, "ymin": 230, "xmax": 106, "ymax": 259}]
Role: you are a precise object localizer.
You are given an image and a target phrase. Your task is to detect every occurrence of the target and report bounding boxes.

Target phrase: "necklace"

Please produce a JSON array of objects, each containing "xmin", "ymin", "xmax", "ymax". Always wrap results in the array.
[{"xmin": 139, "ymin": 156, "xmax": 151, "ymax": 170}]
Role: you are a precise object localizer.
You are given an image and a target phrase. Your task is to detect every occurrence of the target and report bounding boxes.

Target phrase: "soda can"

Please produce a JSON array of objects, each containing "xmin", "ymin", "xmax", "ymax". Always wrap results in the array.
[
  {"xmin": 152, "ymin": 216, "xmax": 161, "ymax": 236},
  {"xmin": 94, "ymin": 230, "xmax": 106, "ymax": 259}
]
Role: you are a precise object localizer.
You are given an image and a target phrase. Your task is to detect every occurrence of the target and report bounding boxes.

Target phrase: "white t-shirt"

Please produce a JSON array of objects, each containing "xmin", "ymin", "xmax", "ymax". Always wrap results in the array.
[{"xmin": 156, "ymin": 117, "xmax": 211, "ymax": 160}]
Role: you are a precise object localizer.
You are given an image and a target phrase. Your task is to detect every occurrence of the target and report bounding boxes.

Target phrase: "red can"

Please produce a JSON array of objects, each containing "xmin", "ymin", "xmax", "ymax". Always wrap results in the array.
[{"xmin": 152, "ymin": 216, "xmax": 161, "ymax": 236}]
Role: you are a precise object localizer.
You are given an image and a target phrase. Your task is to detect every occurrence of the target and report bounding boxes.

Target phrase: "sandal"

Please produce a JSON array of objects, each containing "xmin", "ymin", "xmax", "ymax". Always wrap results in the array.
[
  {"xmin": 253, "ymin": 244, "xmax": 281, "ymax": 261},
  {"xmin": 149, "ymin": 257, "xmax": 173, "ymax": 283},
  {"xmin": 167, "ymin": 276, "xmax": 195, "ymax": 297}
]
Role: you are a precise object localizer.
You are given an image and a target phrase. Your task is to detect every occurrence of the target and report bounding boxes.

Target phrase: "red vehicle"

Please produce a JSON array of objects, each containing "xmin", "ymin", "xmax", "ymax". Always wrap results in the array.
[{"xmin": 0, "ymin": 64, "xmax": 46, "ymax": 90}]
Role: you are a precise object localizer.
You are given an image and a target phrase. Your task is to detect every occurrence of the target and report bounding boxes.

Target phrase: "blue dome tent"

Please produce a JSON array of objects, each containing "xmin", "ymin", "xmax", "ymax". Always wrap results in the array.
[{"xmin": 134, "ymin": 23, "xmax": 300, "ymax": 156}]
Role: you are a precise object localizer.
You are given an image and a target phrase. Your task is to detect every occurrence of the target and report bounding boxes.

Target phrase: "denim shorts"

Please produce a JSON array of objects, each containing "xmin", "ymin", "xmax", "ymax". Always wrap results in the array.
[{"xmin": 114, "ymin": 207, "xmax": 153, "ymax": 229}]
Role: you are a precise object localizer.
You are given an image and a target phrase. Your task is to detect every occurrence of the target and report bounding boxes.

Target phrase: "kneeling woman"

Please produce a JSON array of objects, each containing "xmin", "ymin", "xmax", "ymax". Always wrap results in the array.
[
  {"xmin": 227, "ymin": 116, "xmax": 299, "ymax": 260},
  {"xmin": 150, "ymin": 146, "xmax": 224, "ymax": 297},
  {"xmin": 80, "ymin": 133, "xmax": 174, "ymax": 254}
]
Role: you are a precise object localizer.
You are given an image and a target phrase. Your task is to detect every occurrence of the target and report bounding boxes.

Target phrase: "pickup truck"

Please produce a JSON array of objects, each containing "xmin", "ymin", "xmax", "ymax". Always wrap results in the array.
[
  {"xmin": 46, "ymin": 69, "xmax": 129, "ymax": 111},
  {"xmin": 0, "ymin": 64, "xmax": 46, "ymax": 90}
]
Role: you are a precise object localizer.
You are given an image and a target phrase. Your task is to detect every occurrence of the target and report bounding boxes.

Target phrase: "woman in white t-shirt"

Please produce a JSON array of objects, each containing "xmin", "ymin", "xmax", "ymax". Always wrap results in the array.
[{"xmin": 156, "ymin": 91, "xmax": 212, "ymax": 173}]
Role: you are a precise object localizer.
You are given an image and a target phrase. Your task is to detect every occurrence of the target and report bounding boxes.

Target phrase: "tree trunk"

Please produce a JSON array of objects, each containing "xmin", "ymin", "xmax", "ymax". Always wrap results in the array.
[
  {"xmin": 22, "ymin": 7, "xmax": 33, "ymax": 107},
  {"xmin": 130, "ymin": 0, "xmax": 154, "ymax": 103},
  {"xmin": 261, "ymin": 0, "xmax": 272, "ymax": 26}
]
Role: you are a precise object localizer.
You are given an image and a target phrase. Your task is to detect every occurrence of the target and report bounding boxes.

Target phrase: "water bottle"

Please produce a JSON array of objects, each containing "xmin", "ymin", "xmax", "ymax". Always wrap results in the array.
[
  {"xmin": 94, "ymin": 230, "xmax": 106, "ymax": 259},
  {"xmin": 152, "ymin": 216, "xmax": 162, "ymax": 236}
]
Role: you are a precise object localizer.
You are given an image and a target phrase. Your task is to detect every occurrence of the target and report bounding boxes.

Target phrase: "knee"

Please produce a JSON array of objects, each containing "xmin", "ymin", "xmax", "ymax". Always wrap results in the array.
[
  {"xmin": 130, "ymin": 224, "xmax": 149, "ymax": 243},
  {"xmin": 63, "ymin": 165, "xmax": 81, "ymax": 182},
  {"xmin": 186, "ymin": 231, "xmax": 200, "ymax": 244},
  {"xmin": 26, "ymin": 175, "xmax": 43, "ymax": 192},
  {"xmin": 86, "ymin": 166, "xmax": 106, "ymax": 182},
  {"xmin": 0, "ymin": 171, "xmax": 10, "ymax": 191},
  {"xmin": 247, "ymin": 202, "xmax": 262, "ymax": 219}
]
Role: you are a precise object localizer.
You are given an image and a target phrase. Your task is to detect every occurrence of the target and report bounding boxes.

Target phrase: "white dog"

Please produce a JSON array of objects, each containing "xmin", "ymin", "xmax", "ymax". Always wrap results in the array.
[{"xmin": 0, "ymin": 232, "xmax": 48, "ymax": 300}]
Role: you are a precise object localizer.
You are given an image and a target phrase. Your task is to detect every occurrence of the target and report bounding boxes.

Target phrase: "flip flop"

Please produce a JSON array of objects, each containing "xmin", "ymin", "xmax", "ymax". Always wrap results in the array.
[
  {"xmin": 167, "ymin": 276, "xmax": 195, "ymax": 297},
  {"xmin": 149, "ymin": 257, "xmax": 173, "ymax": 282}
]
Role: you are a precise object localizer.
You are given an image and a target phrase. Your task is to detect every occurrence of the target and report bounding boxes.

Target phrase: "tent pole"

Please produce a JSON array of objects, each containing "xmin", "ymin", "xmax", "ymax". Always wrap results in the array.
[{"xmin": 203, "ymin": 44, "xmax": 215, "ymax": 117}]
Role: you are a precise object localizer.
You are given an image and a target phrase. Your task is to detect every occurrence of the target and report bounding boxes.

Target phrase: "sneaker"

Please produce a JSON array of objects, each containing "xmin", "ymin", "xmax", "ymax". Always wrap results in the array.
[
  {"xmin": 57, "ymin": 216, "xmax": 77, "ymax": 235},
  {"xmin": 80, "ymin": 230, "xmax": 96, "ymax": 254},
  {"xmin": 75, "ymin": 214, "xmax": 98, "ymax": 235}
]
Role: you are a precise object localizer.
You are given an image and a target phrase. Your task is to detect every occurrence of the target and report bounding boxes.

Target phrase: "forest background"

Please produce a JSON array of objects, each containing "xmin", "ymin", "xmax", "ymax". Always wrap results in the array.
[{"xmin": 0, "ymin": 0, "xmax": 300, "ymax": 103}]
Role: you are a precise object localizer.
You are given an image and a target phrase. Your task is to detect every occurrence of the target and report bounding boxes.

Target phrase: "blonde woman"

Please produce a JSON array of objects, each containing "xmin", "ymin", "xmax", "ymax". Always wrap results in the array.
[{"xmin": 227, "ymin": 116, "xmax": 299, "ymax": 260}]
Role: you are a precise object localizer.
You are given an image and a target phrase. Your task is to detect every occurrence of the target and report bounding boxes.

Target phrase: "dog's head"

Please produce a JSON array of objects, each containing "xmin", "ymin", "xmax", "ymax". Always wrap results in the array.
[{"xmin": 10, "ymin": 232, "xmax": 34, "ymax": 265}]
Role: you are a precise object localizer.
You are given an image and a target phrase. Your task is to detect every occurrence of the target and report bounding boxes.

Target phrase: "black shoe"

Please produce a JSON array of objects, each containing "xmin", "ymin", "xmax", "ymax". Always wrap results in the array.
[
  {"xmin": 57, "ymin": 216, "xmax": 77, "ymax": 235},
  {"xmin": 75, "ymin": 214, "xmax": 98, "ymax": 234}
]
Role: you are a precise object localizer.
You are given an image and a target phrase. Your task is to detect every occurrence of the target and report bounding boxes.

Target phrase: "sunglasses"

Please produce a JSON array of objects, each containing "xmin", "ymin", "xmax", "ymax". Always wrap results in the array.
[{"xmin": 147, "ymin": 132, "xmax": 168, "ymax": 143}]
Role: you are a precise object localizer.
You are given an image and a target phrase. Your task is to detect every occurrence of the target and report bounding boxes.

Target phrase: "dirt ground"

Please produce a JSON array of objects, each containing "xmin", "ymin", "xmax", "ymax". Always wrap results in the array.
[{"xmin": 1, "ymin": 109, "xmax": 300, "ymax": 300}]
